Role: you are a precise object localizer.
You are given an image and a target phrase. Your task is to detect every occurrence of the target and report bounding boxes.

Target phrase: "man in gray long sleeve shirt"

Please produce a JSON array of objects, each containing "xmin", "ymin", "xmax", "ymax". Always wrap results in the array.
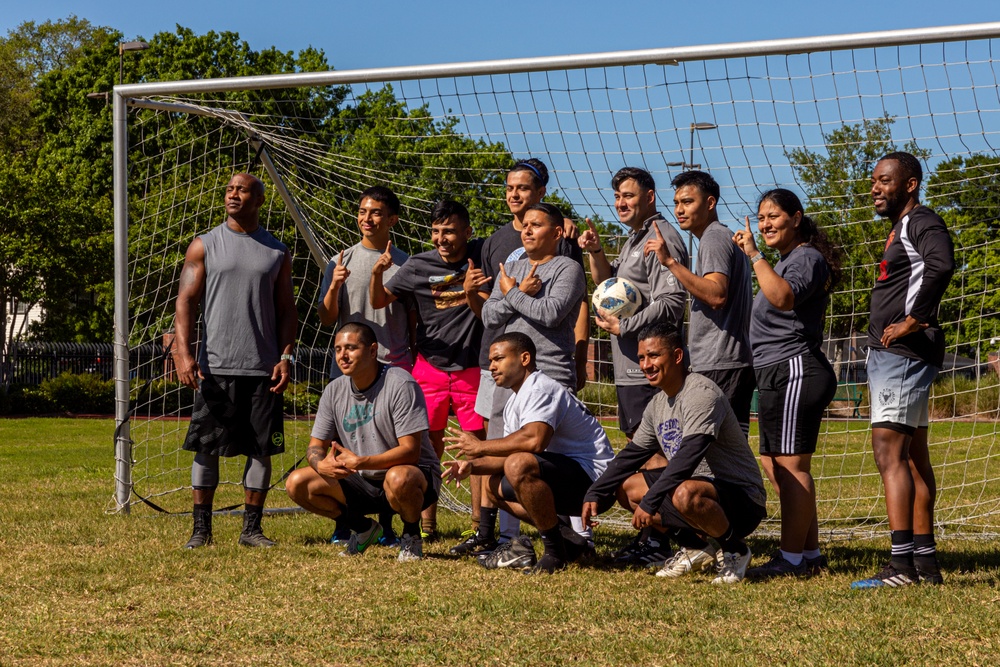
[
  {"xmin": 482, "ymin": 203, "xmax": 586, "ymax": 392},
  {"xmin": 578, "ymin": 167, "xmax": 689, "ymax": 439}
]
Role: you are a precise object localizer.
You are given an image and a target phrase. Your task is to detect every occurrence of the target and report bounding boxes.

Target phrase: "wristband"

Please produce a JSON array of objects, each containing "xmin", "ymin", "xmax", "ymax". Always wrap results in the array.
[
  {"xmin": 280, "ymin": 354, "xmax": 296, "ymax": 365},
  {"xmin": 749, "ymin": 252, "xmax": 764, "ymax": 265},
  {"xmin": 588, "ymin": 246, "xmax": 603, "ymax": 255}
]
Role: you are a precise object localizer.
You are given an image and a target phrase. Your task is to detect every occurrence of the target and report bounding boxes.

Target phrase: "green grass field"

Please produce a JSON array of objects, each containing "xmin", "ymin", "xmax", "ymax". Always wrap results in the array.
[{"xmin": 2, "ymin": 418, "xmax": 1000, "ymax": 666}]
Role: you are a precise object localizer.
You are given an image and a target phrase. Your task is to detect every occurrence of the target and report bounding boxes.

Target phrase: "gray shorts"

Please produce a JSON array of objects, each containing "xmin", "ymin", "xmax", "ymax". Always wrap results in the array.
[
  {"xmin": 867, "ymin": 348, "xmax": 938, "ymax": 429},
  {"xmin": 474, "ymin": 368, "xmax": 495, "ymax": 420}
]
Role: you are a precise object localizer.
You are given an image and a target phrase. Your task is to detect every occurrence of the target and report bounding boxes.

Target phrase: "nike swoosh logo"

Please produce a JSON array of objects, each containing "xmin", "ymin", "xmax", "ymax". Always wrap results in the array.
[{"xmin": 497, "ymin": 555, "xmax": 526, "ymax": 567}]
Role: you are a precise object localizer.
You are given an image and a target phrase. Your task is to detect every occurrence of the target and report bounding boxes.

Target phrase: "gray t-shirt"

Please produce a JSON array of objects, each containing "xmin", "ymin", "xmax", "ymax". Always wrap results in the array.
[
  {"xmin": 750, "ymin": 244, "xmax": 830, "ymax": 368},
  {"xmin": 610, "ymin": 213, "xmax": 689, "ymax": 386},
  {"xmin": 688, "ymin": 220, "xmax": 752, "ymax": 372},
  {"xmin": 482, "ymin": 255, "xmax": 585, "ymax": 391},
  {"xmin": 632, "ymin": 373, "xmax": 766, "ymax": 507},
  {"xmin": 198, "ymin": 223, "xmax": 287, "ymax": 376},
  {"xmin": 319, "ymin": 242, "xmax": 411, "ymax": 377},
  {"xmin": 503, "ymin": 370, "xmax": 614, "ymax": 481},
  {"xmin": 311, "ymin": 366, "xmax": 440, "ymax": 481}
]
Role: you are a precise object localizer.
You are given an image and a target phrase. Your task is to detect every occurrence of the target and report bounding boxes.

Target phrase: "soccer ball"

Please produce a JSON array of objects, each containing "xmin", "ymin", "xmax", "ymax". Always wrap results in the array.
[{"xmin": 592, "ymin": 277, "xmax": 642, "ymax": 319}]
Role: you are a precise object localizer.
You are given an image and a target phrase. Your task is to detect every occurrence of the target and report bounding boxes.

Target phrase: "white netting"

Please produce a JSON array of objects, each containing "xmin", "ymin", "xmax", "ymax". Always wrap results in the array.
[{"xmin": 119, "ymin": 30, "xmax": 1000, "ymax": 537}]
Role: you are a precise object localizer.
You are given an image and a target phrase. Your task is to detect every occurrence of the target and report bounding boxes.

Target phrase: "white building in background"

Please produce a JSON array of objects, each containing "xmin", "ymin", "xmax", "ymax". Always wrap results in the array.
[{"xmin": 4, "ymin": 299, "xmax": 43, "ymax": 341}]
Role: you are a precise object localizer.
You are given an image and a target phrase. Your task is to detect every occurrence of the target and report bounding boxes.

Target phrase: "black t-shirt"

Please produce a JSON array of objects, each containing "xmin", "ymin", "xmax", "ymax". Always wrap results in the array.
[
  {"xmin": 385, "ymin": 240, "xmax": 485, "ymax": 371},
  {"xmin": 478, "ymin": 222, "xmax": 584, "ymax": 368},
  {"xmin": 866, "ymin": 205, "xmax": 954, "ymax": 368}
]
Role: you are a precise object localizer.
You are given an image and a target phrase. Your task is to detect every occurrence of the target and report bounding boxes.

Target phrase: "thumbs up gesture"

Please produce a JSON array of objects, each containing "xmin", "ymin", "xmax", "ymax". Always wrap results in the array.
[
  {"xmin": 642, "ymin": 222, "xmax": 674, "ymax": 268},
  {"xmin": 372, "ymin": 240, "xmax": 394, "ymax": 276},
  {"xmin": 578, "ymin": 217, "xmax": 603, "ymax": 253},
  {"xmin": 732, "ymin": 216, "xmax": 760, "ymax": 257}
]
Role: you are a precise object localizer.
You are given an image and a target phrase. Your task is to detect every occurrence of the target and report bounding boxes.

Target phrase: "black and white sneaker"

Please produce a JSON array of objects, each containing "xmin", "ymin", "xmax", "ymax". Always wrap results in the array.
[
  {"xmin": 449, "ymin": 530, "xmax": 498, "ymax": 557},
  {"xmin": 526, "ymin": 553, "xmax": 566, "ymax": 575},
  {"xmin": 479, "ymin": 536, "xmax": 537, "ymax": 570},
  {"xmin": 915, "ymin": 556, "xmax": 944, "ymax": 584},
  {"xmin": 851, "ymin": 562, "xmax": 918, "ymax": 589}
]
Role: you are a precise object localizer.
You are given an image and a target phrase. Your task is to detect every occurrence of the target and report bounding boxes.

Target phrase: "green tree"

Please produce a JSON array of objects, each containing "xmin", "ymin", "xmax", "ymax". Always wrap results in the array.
[{"xmin": 786, "ymin": 116, "xmax": 928, "ymax": 337}]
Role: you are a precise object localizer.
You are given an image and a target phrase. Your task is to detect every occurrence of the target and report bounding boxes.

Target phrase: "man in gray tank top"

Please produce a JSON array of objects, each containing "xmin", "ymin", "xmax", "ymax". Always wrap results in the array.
[{"xmin": 173, "ymin": 173, "xmax": 297, "ymax": 549}]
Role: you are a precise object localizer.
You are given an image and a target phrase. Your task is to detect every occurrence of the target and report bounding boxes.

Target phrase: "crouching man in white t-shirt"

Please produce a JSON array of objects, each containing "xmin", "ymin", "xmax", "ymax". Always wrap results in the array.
[{"xmin": 444, "ymin": 331, "xmax": 614, "ymax": 574}]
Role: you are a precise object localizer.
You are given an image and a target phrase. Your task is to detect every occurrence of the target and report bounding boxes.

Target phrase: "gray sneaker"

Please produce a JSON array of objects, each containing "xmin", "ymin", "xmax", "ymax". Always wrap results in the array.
[
  {"xmin": 655, "ymin": 546, "xmax": 717, "ymax": 578},
  {"xmin": 479, "ymin": 536, "xmax": 537, "ymax": 570},
  {"xmin": 711, "ymin": 547, "xmax": 752, "ymax": 584},
  {"xmin": 340, "ymin": 521, "xmax": 383, "ymax": 557},
  {"xmin": 397, "ymin": 534, "xmax": 423, "ymax": 562}
]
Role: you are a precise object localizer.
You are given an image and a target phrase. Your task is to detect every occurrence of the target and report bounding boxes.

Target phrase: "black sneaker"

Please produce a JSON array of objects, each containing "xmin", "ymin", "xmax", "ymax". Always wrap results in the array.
[
  {"xmin": 526, "ymin": 553, "xmax": 566, "ymax": 575},
  {"xmin": 851, "ymin": 562, "xmax": 918, "ymax": 589},
  {"xmin": 746, "ymin": 551, "xmax": 808, "ymax": 580},
  {"xmin": 805, "ymin": 553, "xmax": 831, "ymax": 577},
  {"xmin": 184, "ymin": 507, "xmax": 213, "ymax": 549},
  {"xmin": 184, "ymin": 531, "xmax": 212, "ymax": 549},
  {"xmin": 915, "ymin": 556, "xmax": 944, "ymax": 584},
  {"xmin": 479, "ymin": 536, "xmax": 537, "ymax": 570},
  {"xmin": 611, "ymin": 531, "xmax": 648, "ymax": 563},
  {"xmin": 449, "ymin": 530, "xmax": 498, "ymax": 556},
  {"xmin": 239, "ymin": 530, "xmax": 277, "ymax": 548}
]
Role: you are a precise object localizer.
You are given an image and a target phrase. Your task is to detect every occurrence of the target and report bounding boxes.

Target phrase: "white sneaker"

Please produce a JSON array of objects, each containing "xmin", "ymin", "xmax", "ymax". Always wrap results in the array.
[
  {"xmin": 397, "ymin": 534, "xmax": 423, "ymax": 562},
  {"xmin": 711, "ymin": 546, "xmax": 752, "ymax": 584},
  {"xmin": 655, "ymin": 546, "xmax": 717, "ymax": 578}
]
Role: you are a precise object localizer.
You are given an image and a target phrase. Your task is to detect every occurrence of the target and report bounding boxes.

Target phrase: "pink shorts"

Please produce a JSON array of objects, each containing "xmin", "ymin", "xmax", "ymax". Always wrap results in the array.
[{"xmin": 412, "ymin": 354, "xmax": 484, "ymax": 432}]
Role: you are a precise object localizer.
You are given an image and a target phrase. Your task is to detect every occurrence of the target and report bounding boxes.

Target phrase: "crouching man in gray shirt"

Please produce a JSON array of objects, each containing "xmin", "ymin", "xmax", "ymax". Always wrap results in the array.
[
  {"xmin": 285, "ymin": 322, "xmax": 441, "ymax": 562},
  {"xmin": 582, "ymin": 322, "xmax": 766, "ymax": 584}
]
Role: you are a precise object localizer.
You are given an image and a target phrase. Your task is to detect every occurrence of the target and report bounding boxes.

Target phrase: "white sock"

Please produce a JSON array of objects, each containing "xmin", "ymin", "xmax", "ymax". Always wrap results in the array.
[{"xmin": 780, "ymin": 549, "xmax": 804, "ymax": 566}]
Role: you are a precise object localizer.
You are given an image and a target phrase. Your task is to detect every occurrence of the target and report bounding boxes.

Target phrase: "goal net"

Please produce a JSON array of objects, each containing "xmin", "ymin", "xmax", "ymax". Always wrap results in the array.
[{"xmin": 116, "ymin": 24, "xmax": 1000, "ymax": 538}]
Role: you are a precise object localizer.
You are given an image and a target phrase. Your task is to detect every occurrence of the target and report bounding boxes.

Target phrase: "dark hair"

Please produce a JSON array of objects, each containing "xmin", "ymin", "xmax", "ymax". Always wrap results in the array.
[
  {"xmin": 509, "ymin": 158, "xmax": 549, "ymax": 188},
  {"xmin": 359, "ymin": 186, "xmax": 400, "ymax": 216},
  {"xmin": 879, "ymin": 151, "xmax": 923, "ymax": 186},
  {"xmin": 757, "ymin": 188, "xmax": 843, "ymax": 291},
  {"xmin": 526, "ymin": 202, "xmax": 564, "ymax": 227},
  {"xmin": 337, "ymin": 321, "xmax": 378, "ymax": 348},
  {"xmin": 669, "ymin": 170, "xmax": 720, "ymax": 201},
  {"xmin": 430, "ymin": 199, "xmax": 470, "ymax": 227},
  {"xmin": 492, "ymin": 331, "xmax": 536, "ymax": 364},
  {"xmin": 637, "ymin": 321, "xmax": 685, "ymax": 351},
  {"xmin": 612, "ymin": 167, "xmax": 656, "ymax": 192}
]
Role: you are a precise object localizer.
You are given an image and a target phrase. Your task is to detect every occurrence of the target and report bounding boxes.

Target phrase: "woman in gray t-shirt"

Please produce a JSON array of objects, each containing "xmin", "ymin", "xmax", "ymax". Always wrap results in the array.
[{"xmin": 733, "ymin": 188, "xmax": 841, "ymax": 580}]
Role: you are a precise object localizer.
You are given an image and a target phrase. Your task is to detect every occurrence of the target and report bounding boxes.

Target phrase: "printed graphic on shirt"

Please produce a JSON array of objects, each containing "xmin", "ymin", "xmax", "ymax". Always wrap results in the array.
[
  {"xmin": 429, "ymin": 270, "xmax": 469, "ymax": 310},
  {"xmin": 343, "ymin": 404, "xmax": 375, "ymax": 432},
  {"xmin": 656, "ymin": 418, "xmax": 683, "ymax": 458}
]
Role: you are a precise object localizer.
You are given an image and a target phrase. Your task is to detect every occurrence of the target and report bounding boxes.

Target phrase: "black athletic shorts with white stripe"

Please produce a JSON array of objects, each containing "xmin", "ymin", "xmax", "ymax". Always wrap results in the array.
[{"xmin": 755, "ymin": 350, "xmax": 837, "ymax": 456}]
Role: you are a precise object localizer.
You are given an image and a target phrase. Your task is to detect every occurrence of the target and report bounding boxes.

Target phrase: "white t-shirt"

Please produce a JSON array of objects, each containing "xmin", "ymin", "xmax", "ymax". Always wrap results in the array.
[{"xmin": 503, "ymin": 371, "xmax": 614, "ymax": 481}]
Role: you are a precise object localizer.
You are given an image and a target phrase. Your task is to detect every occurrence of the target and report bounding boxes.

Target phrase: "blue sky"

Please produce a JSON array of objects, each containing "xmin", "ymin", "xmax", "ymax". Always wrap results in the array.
[{"xmin": 3, "ymin": 1, "xmax": 1000, "ymax": 71}]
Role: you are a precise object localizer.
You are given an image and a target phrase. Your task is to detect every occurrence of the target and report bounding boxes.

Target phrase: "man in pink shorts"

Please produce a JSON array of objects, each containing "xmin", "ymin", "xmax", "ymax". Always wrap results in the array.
[{"xmin": 370, "ymin": 199, "xmax": 488, "ymax": 538}]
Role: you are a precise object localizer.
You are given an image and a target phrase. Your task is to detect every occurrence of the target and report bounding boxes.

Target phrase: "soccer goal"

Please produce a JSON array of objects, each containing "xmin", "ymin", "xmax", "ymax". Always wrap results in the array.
[{"xmin": 113, "ymin": 22, "xmax": 1000, "ymax": 538}]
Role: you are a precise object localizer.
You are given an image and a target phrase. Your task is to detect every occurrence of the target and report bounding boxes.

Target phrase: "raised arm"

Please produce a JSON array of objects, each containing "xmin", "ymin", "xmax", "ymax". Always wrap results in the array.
[
  {"xmin": 645, "ymin": 223, "xmax": 729, "ymax": 309},
  {"xmin": 318, "ymin": 250, "xmax": 349, "ymax": 327},
  {"xmin": 173, "ymin": 237, "xmax": 206, "ymax": 389},
  {"xmin": 733, "ymin": 216, "xmax": 795, "ymax": 311},
  {"xmin": 578, "ymin": 217, "xmax": 613, "ymax": 284},
  {"xmin": 369, "ymin": 240, "xmax": 398, "ymax": 309}
]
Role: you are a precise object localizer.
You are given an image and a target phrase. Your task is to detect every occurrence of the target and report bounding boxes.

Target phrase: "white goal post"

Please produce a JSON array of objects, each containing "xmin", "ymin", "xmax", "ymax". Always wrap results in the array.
[{"xmin": 113, "ymin": 22, "xmax": 1000, "ymax": 538}]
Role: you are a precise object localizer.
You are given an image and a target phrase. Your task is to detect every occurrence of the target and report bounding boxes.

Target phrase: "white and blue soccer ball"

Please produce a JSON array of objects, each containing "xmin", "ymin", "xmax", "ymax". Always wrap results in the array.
[{"xmin": 591, "ymin": 277, "xmax": 642, "ymax": 319}]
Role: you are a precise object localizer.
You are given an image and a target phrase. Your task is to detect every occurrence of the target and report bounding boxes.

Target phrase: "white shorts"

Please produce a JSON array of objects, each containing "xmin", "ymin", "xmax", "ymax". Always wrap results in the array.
[{"xmin": 867, "ymin": 348, "xmax": 938, "ymax": 429}]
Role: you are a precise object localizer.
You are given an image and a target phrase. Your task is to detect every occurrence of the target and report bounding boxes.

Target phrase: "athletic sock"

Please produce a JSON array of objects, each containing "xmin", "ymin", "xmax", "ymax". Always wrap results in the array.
[
  {"xmin": 421, "ymin": 516, "xmax": 436, "ymax": 535},
  {"xmin": 890, "ymin": 529, "xmax": 915, "ymax": 569},
  {"xmin": 402, "ymin": 520, "xmax": 421, "ymax": 538},
  {"xmin": 539, "ymin": 526, "xmax": 568, "ymax": 561},
  {"xmin": 803, "ymin": 548, "xmax": 822, "ymax": 560},
  {"xmin": 378, "ymin": 511, "xmax": 395, "ymax": 534},
  {"xmin": 716, "ymin": 525, "xmax": 748, "ymax": 555},
  {"xmin": 779, "ymin": 549, "xmax": 804, "ymax": 566},
  {"xmin": 477, "ymin": 507, "xmax": 498, "ymax": 542},
  {"xmin": 913, "ymin": 533, "xmax": 936, "ymax": 558},
  {"xmin": 671, "ymin": 528, "xmax": 710, "ymax": 551}
]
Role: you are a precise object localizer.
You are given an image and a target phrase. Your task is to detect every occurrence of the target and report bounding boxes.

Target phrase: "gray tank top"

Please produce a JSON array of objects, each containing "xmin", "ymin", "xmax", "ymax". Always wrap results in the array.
[{"xmin": 198, "ymin": 223, "xmax": 287, "ymax": 376}]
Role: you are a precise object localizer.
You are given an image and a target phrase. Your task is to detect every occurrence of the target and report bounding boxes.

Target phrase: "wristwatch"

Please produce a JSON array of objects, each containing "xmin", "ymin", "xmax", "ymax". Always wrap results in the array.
[
  {"xmin": 280, "ymin": 354, "xmax": 296, "ymax": 365},
  {"xmin": 749, "ymin": 252, "xmax": 764, "ymax": 265}
]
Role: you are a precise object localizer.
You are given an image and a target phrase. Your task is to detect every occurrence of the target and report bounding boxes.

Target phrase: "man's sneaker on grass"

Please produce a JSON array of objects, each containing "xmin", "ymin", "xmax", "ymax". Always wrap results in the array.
[
  {"xmin": 449, "ymin": 530, "xmax": 498, "ymax": 557},
  {"xmin": 378, "ymin": 528, "xmax": 400, "ymax": 548},
  {"xmin": 526, "ymin": 553, "xmax": 566, "ymax": 575},
  {"xmin": 850, "ymin": 562, "xmax": 918, "ymax": 589},
  {"xmin": 239, "ymin": 530, "xmax": 277, "ymax": 548},
  {"xmin": 627, "ymin": 539, "xmax": 673, "ymax": 568},
  {"xmin": 611, "ymin": 532, "xmax": 648, "ymax": 563},
  {"xmin": 655, "ymin": 546, "xmax": 717, "ymax": 578},
  {"xmin": 397, "ymin": 534, "xmax": 423, "ymax": 562},
  {"xmin": 340, "ymin": 521, "xmax": 383, "ymax": 557},
  {"xmin": 330, "ymin": 524, "xmax": 351, "ymax": 545},
  {"xmin": 746, "ymin": 551, "xmax": 808, "ymax": 580},
  {"xmin": 915, "ymin": 557, "xmax": 944, "ymax": 584},
  {"xmin": 479, "ymin": 535, "xmax": 537, "ymax": 570},
  {"xmin": 711, "ymin": 547, "xmax": 752, "ymax": 584},
  {"xmin": 184, "ymin": 531, "xmax": 212, "ymax": 549},
  {"xmin": 805, "ymin": 553, "xmax": 830, "ymax": 577}
]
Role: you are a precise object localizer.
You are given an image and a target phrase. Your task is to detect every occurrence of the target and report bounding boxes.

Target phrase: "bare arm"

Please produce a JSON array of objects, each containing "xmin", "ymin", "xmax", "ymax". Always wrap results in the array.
[
  {"xmin": 733, "ymin": 216, "xmax": 794, "ymax": 311},
  {"xmin": 574, "ymin": 300, "xmax": 590, "ymax": 392},
  {"xmin": 318, "ymin": 251, "xmax": 348, "ymax": 327},
  {"xmin": 369, "ymin": 241, "xmax": 398, "ymax": 309},
  {"xmin": 644, "ymin": 221, "xmax": 729, "ymax": 309},
  {"xmin": 578, "ymin": 217, "xmax": 614, "ymax": 284},
  {"xmin": 173, "ymin": 237, "xmax": 206, "ymax": 389},
  {"xmin": 270, "ymin": 249, "xmax": 297, "ymax": 394},
  {"xmin": 444, "ymin": 421, "xmax": 554, "ymax": 459},
  {"xmin": 333, "ymin": 432, "xmax": 423, "ymax": 471}
]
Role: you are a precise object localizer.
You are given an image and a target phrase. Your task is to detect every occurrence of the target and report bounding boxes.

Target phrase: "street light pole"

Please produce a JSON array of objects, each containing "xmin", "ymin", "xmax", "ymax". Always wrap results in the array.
[
  {"xmin": 118, "ymin": 41, "xmax": 150, "ymax": 86},
  {"xmin": 689, "ymin": 122, "xmax": 718, "ymax": 168}
]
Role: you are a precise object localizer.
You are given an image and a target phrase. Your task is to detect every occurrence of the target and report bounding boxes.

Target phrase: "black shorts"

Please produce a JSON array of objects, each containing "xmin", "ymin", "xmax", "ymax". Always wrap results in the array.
[
  {"xmin": 656, "ymin": 477, "xmax": 766, "ymax": 541},
  {"xmin": 700, "ymin": 366, "xmax": 756, "ymax": 433},
  {"xmin": 755, "ymin": 351, "xmax": 837, "ymax": 456},
  {"xmin": 340, "ymin": 467, "xmax": 440, "ymax": 517},
  {"xmin": 616, "ymin": 383, "xmax": 659, "ymax": 438},
  {"xmin": 499, "ymin": 451, "xmax": 594, "ymax": 517},
  {"xmin": 183, "ymin": 375, "xmax": 284, "ymax": 457}
]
